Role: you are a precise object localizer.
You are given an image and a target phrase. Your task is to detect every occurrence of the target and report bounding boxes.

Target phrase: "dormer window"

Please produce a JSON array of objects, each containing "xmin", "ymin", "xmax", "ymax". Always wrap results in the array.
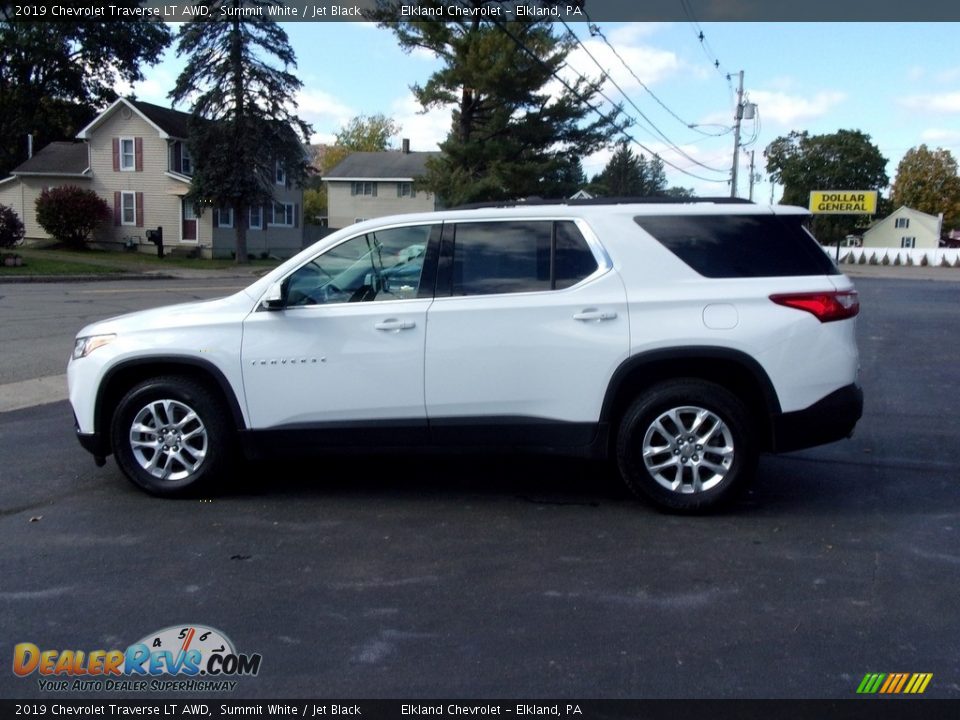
[
  {"xmin": 181, "ymin": 146, "xmax": 192, "ymax": 175},
  {"xmin": 275, "ymin": 161, "xmax": 286, "ymax": 186}
]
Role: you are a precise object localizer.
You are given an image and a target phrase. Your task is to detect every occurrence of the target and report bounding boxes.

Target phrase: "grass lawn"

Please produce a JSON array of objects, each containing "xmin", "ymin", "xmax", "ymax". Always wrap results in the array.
[
  {"xmin": 2, "ymin": 246, "xmax": 280, "ymax": 276},
  {"xmin": 0, "ymin": 254, "xmax": 125, "ymax": 276}
]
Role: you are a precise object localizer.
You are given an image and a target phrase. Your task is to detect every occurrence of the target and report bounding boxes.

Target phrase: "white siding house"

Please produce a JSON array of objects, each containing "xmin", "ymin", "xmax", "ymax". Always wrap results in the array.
[
  {"xmin": 862, "ymin": 206, "xmax": 943, "ymax": 249},
  {"xmin": 322, "ymin": 141, "xmax": 440, "ymax": 230}
]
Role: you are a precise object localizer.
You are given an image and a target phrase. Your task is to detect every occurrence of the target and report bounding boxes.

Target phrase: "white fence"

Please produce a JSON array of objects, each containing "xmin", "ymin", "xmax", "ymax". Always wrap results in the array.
[{"xmin": 827, "ymin": 246, "xmax": 960, "ymax": 267}]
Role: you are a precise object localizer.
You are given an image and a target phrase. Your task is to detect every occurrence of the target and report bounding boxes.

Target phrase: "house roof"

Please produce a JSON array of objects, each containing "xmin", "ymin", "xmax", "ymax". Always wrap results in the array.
[
  {"xmin": 76, "ymin": 97, "xmax": 193, "ymax": 140},
  {"xmin": 322, "ymin": 150, "xmax": 439, "ymax": 181},
  {"xmin": 128, "ymin": 99, "xmax": 192, "ymax": 139},
  {"xmin": 12, "ymin": 142, "xmax": 89, "ymax": 176}
]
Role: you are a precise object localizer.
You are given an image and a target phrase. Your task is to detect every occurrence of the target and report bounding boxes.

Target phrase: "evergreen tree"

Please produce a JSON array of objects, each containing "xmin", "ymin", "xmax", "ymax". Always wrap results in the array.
[
  {"xmin": 592, "ymin": 141, "xmax": 667, "ymax": 197},
  {"xmin": 372, "ymin": 1, "xmax": 620, "ymax": 205},
  {"xmin": 170, "ymin": 0, "xmax": 311, "ymax": 263},
  {"xmin": 0, "ymin": 8, "xmax": 172, "ymax": 175}
]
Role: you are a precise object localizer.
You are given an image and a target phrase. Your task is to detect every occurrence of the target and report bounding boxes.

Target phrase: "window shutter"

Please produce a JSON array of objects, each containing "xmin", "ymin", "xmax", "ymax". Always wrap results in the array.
[
  {"xmin": 135, "ymin": 192, "xmax": 144, "ymax": 227},
  {"xmin": 134, "ymin": 137, "xmax": 143, "ymax": 171},
  {"xmin": 293, "ymin": 203, "xmax": 299, "ymax": 228},
  {"xmin": 112, "ymin": 138, "xmax": 120, "ymax": 172},
  {"xmin": 173, "ymin": 142, "xmax": 182, "ymax": 173},
  {"xmin": 113, "ymin": 192, "xmax": 121, "ymax": 226}
]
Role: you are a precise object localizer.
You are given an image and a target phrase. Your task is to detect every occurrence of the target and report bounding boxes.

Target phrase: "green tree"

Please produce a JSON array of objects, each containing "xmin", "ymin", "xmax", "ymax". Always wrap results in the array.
[
  {"xmin": 307, "ymin": 114, "xmax": 401, "ymax": 221},
  {"xmin": 372, "ymin": 2, "xmax": 619, "ymax": 205},
  {"xmin": 170, "ymin": 0, "xmax": 312, "ymax": 264},
  {"xmin": 0, "ymin": 8, "xmax": 172, "ymax": 176},
  {"xmin": 764, "ymin": 129, "xmax": 889, "ymax": 244},
  {"xmin": 592, "ymin": 140, "xmax": 667, "ymax": 197},
  {"xmin": 664, "ymin": 186, "xmax": 696, "ymax": 199},
  {"xmin": 35, "ymin": 186, "xmax": 110, "ymax": 249},
  {"xmin": 0, "ymin": 203, "xmax": 24, "ymax": 249},
  {"xmin": 890, "ymin": 145, "xmax": 960, "ymax": 230}
]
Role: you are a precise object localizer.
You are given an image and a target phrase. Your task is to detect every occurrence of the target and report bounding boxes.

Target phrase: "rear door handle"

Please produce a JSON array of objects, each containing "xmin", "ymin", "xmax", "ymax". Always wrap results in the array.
[
  {"xmin": 374, "ymin": 318, "xmax": 416, "ymax": 331},
  {"xmin": 573, "ymin": 309, "xmax": 617, "ymax": 322}
]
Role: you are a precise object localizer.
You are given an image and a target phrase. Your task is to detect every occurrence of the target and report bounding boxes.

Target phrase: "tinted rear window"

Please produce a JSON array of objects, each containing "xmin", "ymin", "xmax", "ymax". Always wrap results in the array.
[{"xmin": 634, "ymin": 214, "xmax": 838, "ymax": 278}]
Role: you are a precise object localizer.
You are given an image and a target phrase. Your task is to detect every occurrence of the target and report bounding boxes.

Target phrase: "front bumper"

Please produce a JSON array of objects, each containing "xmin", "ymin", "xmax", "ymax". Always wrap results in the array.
[{"xmin": 771, "ymin": 383, "xmax": 863, "ymax": 453}]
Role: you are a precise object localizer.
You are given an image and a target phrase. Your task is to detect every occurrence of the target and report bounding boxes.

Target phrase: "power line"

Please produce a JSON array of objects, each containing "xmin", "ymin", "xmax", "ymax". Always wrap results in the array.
[
  {"xmin": 491, "ymin": 19, "xmax": 726, "ymax": 185},
  {"xmin": 680, "ymin": 0, "xmax": 727, "ymax": 77},
  {"xmin": 559, "ymin": 19, "xmax": 728, "ymax": 175},
  {"xmin": 585, "ymin": 22, "xmax": 731, "ymax": 139}
]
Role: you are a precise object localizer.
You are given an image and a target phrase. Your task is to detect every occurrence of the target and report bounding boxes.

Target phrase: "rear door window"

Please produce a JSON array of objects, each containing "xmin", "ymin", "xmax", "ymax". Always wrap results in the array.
[
  {"xmin": 448, "ymin": 220, "xmax": 599, "ymax": 296},
  {"xmin": 634, "ymin": 214, "xmax": 838, "ymax": 278}
]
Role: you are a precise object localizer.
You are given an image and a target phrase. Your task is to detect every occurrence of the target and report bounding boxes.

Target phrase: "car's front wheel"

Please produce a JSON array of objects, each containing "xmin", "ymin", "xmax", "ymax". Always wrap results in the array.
[
  {"xmin": 110, "ymin": 376, "xmax": 233, "ymax": 496},
  {"xmin": 616, "ymin": 380, "xmax": 757, "ymax": 512}
]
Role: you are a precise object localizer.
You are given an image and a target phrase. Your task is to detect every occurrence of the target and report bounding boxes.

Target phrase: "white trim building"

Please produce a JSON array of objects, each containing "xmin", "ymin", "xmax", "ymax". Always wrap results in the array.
[
  {"xmin": 322, "ymin": 141, "xmax": 440, "ymax": 230},
  {"xmin": 862, "ymin": 206, "xmax": 943, "ymax": 250}
]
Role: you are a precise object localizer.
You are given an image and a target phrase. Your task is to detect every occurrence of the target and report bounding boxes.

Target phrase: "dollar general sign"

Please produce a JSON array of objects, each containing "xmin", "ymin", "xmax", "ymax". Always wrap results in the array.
[{"xmin": 809, "ymin": 190, "xmax": 878, "ymax": 214}]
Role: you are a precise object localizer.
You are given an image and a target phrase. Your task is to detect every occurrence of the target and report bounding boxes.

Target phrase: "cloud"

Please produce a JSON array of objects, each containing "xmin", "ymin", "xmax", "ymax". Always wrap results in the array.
[
  {"xmin": 295, "ymin": 88, "xmax": 357, "ymax": 143},
  {"xmin": 920, "ymin": 128, "xmax": 960, "ymax": 145},
  {"xmin": 899, "ymin": 92, "xmax": 960, "ymax": 113},
  {"xmin": 747, "ymin": 89, "xmax": 846, "ymax": 125},
  {"xmin": 935, "ymin": 67, "xmax": 960, "ymax": 84},
  {"xmin": 565, "ymin": 36, "xmax": 681, "ymax": 93},
  {"xmin": 389, "ymin": 94, "xmax": 451, "ymax": 151}
]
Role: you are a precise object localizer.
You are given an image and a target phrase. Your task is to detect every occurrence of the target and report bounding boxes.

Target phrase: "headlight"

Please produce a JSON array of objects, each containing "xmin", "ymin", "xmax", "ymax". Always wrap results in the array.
[{"xmin": 73, "ymin": 334, "xmax": 116, "ymax": 360}]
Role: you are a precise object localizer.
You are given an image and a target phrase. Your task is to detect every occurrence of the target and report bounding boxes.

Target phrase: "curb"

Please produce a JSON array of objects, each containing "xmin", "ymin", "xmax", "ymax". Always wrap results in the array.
[{"xmin": 0, "ymin": 273, "xmax": 176, "ymax": 284}]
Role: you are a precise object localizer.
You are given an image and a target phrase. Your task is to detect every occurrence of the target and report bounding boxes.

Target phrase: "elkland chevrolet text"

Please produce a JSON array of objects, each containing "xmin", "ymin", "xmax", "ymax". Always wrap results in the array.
[{"xmin": 69, "ymin": 200, "xmax": 863, "ymax": 511}]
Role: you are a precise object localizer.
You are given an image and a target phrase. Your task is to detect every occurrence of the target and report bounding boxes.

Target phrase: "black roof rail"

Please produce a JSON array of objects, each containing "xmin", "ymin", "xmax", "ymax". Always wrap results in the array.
[{"xmin": 450, "ymin": 196, "xmax": 755, "ymax": 210}]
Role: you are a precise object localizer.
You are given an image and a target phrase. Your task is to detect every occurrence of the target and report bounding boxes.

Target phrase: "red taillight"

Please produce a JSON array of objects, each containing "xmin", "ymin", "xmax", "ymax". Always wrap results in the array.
[{"xmin": 769, "ymin": 290, "xmax": 859, "ymax": 322}]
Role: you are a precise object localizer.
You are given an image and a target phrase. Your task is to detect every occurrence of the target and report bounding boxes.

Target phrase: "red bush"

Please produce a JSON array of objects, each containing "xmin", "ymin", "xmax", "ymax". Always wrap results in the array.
[{"xmin": 35, "ymin": 186, "xmax": 111, "ymax": 248}]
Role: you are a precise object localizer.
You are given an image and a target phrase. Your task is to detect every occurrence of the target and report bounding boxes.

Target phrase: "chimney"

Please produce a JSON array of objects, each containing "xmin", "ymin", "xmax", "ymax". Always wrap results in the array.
[
  {"xmin": 402, "ymin": 138, "xmax": 410, "ymax": 154},
  {"xmin": 27, "ymin": 133, "xmax": 33, "ymax": 159}
]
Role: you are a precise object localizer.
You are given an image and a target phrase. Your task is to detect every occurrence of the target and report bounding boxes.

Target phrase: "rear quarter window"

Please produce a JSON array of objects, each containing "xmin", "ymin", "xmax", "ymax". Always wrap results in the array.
[{"xmin": 634, "ymin": 214, "xmax": 839, "ymax": 278}]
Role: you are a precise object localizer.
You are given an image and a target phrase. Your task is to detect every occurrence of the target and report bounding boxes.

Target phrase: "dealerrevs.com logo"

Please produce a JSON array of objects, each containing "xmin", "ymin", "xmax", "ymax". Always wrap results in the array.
[{"xmin": 13, "ymin": 625, "xmax": 262, "ymax": 692}]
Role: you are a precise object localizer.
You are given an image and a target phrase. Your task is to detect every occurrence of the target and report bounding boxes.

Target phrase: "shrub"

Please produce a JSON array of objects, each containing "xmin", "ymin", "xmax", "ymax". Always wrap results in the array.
[
  {"xmin": 35, "ymin": 186, "xmax": 111, "ymax": 249},
  {"xmin": 0, "ymin": 204, "xmax": 25, "ymax": 249}
]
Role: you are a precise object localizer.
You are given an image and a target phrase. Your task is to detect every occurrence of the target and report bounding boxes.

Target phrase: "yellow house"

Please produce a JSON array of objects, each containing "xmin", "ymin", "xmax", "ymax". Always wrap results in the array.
[
  {"xmin": 862, "ymin": 206, "xmax": 943, "ymax": 249},
  {"xmin": 0, "ymin": 98, "xmax": 305, "ymax": 258}
]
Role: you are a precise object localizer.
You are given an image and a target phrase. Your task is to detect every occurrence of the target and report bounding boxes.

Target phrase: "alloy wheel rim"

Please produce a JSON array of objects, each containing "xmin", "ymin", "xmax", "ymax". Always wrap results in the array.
[
  {"xmin": 641, "ymin": 405, "xmax": 735, "ymax": 494},
  {"xmin": 129, "ymin": 399, "xmax": 208, "ymax": 481}
]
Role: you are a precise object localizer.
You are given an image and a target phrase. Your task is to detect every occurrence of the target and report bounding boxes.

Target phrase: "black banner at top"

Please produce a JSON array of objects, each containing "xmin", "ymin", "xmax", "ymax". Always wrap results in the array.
[{"xmin": 3, "ymin": 0, "xmax": 960, "ymax": 23}]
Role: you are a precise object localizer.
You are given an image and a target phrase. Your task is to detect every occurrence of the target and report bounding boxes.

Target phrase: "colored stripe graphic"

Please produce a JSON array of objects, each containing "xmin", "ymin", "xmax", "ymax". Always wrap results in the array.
[{"xmin": 857, "ymin": 673, "xmax": 932, "ymax": 694}]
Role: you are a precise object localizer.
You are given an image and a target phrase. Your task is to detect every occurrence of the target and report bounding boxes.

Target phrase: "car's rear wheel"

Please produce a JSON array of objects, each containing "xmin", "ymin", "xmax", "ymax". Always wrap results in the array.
[
  {"xmin": 110, "ymin": 376, "xmax": 233, "ymax": 496},
  {"xmin": 616, "ymin": 379, "xmax": 757, "ymax": 512}
]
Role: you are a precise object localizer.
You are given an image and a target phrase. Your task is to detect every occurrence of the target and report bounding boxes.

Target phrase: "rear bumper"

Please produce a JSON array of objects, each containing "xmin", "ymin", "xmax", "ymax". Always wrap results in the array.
[{"xmin": 771, "ymin": 383, "xmax": 863, "ymax": 453}]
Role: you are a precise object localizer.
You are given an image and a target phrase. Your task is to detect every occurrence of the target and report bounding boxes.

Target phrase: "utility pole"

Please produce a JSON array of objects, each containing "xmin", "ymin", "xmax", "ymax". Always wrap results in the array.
[{"xmin": 730, "ymin": 70, "xmax": 744, "ymax": 198}]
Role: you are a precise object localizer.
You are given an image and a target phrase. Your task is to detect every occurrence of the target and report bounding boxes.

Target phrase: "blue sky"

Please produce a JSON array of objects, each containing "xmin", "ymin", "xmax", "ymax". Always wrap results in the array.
[{"xmin": 127, "ymin": 21, "xmax": 960, "ymax": 203}]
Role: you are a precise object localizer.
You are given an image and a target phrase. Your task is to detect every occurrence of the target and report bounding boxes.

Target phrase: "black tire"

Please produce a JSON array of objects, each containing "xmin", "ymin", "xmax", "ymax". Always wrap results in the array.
[
  {"xmin": 110, "ymin": 375, "xmax": 234, "ymax": 497},
  {"xmin": 616, "ymin": 379, "xmax": 758, "ymax": 512}
]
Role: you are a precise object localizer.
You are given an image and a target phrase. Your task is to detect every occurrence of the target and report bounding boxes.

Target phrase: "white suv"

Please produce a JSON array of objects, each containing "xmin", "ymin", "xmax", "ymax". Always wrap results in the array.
[{"xmin": 68, "ymin": 199, "xmax": 862, "ymax": 511}]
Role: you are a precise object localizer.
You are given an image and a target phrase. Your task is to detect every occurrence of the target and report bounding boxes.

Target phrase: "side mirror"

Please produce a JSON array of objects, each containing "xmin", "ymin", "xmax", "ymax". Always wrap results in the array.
[{"xmin": 260, "ymin": 281, "xmax": 285, "ymax": 311}]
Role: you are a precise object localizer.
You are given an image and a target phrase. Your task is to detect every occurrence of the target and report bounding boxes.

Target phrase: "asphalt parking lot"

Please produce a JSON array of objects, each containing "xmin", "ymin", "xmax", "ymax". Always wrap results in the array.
[{"xmin": 0, "ymin": 274, "xmax": 958, "ymax": 700}]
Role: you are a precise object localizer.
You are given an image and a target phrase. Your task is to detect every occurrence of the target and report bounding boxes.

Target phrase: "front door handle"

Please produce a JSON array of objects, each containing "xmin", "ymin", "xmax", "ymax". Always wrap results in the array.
[
  {"xmin": 573, "ymin": 309, "xmax": 617, "ymax": 322},
  {"xmin": 374, "ymin": 318, "xmax": 416, "ymax": 331}
]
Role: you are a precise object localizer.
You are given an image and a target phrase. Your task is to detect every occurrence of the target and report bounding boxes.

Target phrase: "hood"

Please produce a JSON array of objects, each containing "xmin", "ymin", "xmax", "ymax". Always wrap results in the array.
[{"xmin": 75, "ymin": 290, "xmax": 256, "ymax": 338}]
